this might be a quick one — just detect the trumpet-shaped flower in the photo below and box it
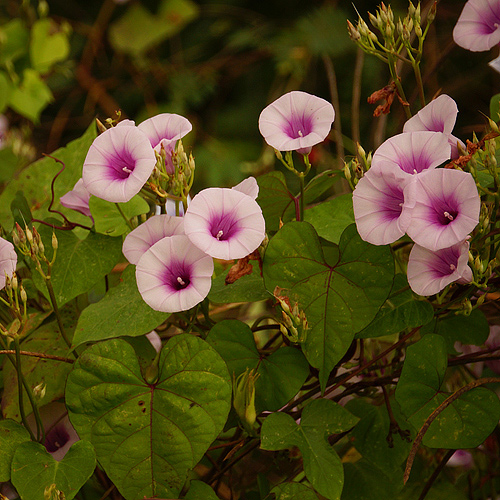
[258,91,335,155]
[453,0,500,52]
[371,131,451,176]
[136,235,214,313]
[407,240,473,296]
[403,95,465,158]
[60,178,92,219]
[82,125,156,203]
[184,187,266,260]
[0,237,17,290]
[404,168,480,251]
[353,167,412,245]
[122,214,185,265]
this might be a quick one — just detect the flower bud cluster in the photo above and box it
[274,287,308,344]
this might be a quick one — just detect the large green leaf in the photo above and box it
[261,399,358,500]
[2,311,75,421]
[304,194,354,245]
[263,222,393,389]
[206,319,309,412]
[0,420,31,481]
[66,336,231,500]
[356,274,434,339]
[0,122,97,229]
[32,226,123,307]
[72,266,169,348]
[11,440,96,500]
[395,334,500,448]
[89,195,150,237]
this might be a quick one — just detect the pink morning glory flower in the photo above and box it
[60,178,93,219]
[407,240,473,296]
[453,0,500,52]
[0,237,17,290]
[403,95,465,159]
[353,166,412,245]
[447,450,474,469]
[183,187,266,260]
[82,125,156,203]
[122,214,185,265]
[258,90,335,155]
[371,131,451,176]
[136,235,214,313]
[404,168,480,251]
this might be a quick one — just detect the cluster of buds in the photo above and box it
[44,484,65,500]
[2,271,28,335]
[274,287,308,344]
[233,368,259,434]
[344,143,371,189]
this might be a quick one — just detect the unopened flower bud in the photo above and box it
[25,227,33,244]
[33,382,46,400]
[415,23,422,37]
[343,162,351,181]
[12,231,20,247]
[427,2,436,24]
[11,273,17,291]
[51,232,58,251]
[347,20,361,41]
[20,286,27,304]
[233,368,259,433]
[368,13,379,30]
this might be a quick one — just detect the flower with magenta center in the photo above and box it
[258,90,335,155]
[184,185,266,260]
[122,214,185,265]
[353,166,412,245]
[370,131,451,176]
[82,125,156,203]
[453,0,500,52]
[0,237,17,290]
[403,95,465,159]
[404,168,480,251]
[136,234,214,313]
[407,240,473,296]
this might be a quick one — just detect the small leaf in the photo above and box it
[356,274,434,339]
[0,420,31,481]
[261,399,358,500]
[72,266,169,348]
[206,319,309,412]
[395,334,500,448]
[270,482,319,500]
[0,19,29,65]
[263,222,393,390]
[11,440,96,500]
[9,69,53,123]
[184,480,219,500]
[32,225,123,307]
[30,19,70,73]
[66,336,231,500]
[89,195,150,236]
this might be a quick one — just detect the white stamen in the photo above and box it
[122,166,133,174]
[449,264,456,272]
[177,276,186,286]
[298,130,303,137]
[443,211,454,221]
[216,230,224,240]
[413,169,418,174]
[399,202,403,207]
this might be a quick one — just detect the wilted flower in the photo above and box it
[404,168,480,251]
[60,178,93,219]
[136,235,214,313]
[82,125,156,203]
[407,240,473,296]
[258,90,335,155]
[0,237,17,290]
[403,95,465,158]
[371,131,451,176]
[352,166,412,245]
[453,0,500,52]
[122,214,185,265]
[184,184,266,260]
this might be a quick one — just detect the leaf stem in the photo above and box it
[115,202,134,230]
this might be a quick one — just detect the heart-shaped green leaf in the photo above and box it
[66,335,231,500]
[11,440,96,500]
[72,266,169,348]
[263,222,393,389]
[0,420,31,481]
[395,334,500,448]
[261,399,358,500]
[206,319,309,412]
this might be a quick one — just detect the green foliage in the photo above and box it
[184,480,220,500]
[270,482,319,500]
[263,222,394,389]
[30,18,71,74]
[66,336,231,500]
[11,440,96,500]
[261,399,359,500]
[206,319,309,412]
[395,335,500,449]
[72,265,169,348]
[0,419,31,481]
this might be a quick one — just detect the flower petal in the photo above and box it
[0,237,17,290]
[60,178,93,219]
